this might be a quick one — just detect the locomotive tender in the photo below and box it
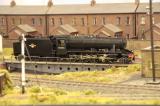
[13,35,134,64]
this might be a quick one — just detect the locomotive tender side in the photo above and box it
[13,35,134,64]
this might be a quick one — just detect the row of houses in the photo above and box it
[0,0,160,39]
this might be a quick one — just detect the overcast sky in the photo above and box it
[0,0,159,5]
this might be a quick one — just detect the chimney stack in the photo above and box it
[48,0,53,7]
[135,0,140,5]
[91,0,96,7]
[10,0,16,7]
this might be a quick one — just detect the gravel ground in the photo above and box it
[119,71,160,86]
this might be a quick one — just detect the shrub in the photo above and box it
[29,86,41,93]
[53,89,67,96]
[83,89,97,95]
[0,69,13,89]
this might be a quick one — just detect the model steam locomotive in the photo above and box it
[13,35,135,64]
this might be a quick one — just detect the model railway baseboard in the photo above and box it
[5,60,130,74]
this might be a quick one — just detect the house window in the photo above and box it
[72,18,76,25]
[12,18,15,25]
[1,18,5,25]
[141,29,145,39]
[102,17,106,25]
[39,18,43,25]
[141,17,145,25]
[152,17,155,24]
[19,18,22,24]
[59,18,63,25]
[126,17,130,25]
[127,34,130,39]
[81,18,85,26]
[51,18,54,25]
[93,17,97,25]
[32,18,35,25]
[116,17,121,25]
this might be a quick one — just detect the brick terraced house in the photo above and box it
[0,0,160,40]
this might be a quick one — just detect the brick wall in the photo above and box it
[1,12,160,39]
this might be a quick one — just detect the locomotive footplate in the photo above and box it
[5,60,129,74]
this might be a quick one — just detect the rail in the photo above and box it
[11,74,160,92]
[10,74,160,100]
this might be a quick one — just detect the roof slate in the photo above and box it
[0,3,159,15]
[104,24,122,33]
[47,3,136,14]
[17,24,37,32]
[60,24,78,33]
[0,6,49,15]
[136,3,160,13]
[155,23,160,29]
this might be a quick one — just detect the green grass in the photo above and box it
[0,48,13,61]
[0,86,160,105]
[34,64,141,84]
[0,64,159,105]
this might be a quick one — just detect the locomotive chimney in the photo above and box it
[90,0,96,7]
[10,0,16,7]
[48,0,53,7]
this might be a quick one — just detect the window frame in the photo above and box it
[116,17,121,25]
[93,17,97,25]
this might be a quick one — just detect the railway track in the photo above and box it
[10,75,160,100]
[11,74,160,93]
[9,71,160,100]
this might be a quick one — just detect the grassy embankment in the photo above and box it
[0,85,160,105]
[0,63,160,105]
[39,64,140,83]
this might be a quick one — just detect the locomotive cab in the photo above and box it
[56,38,67,56]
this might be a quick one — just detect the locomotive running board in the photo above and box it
[5,60,129,74]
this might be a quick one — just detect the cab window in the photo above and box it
[58,40,65,48]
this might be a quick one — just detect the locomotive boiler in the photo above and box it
[13,35,134,64]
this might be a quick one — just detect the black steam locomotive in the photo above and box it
[13,35,135,64]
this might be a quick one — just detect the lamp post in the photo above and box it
[0,34,3,54]
[21,34,26,94]
[147,0,156,82]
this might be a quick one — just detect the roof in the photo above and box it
[154,30,160,35]
[17,24,37,32]
[0,3,159,15]
[60,24,78,33]
[104,24,122,33]
[136,3,160,13]
[155,23,160,29]
[100,30,111,36]
[0,6,49,15]
[47,3,136,14]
